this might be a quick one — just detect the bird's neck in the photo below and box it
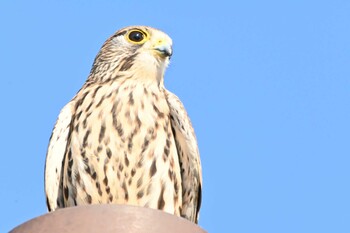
[128,52,168,86]
[87,57,167,87]
[128,63,165,86]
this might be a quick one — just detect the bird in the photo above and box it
[44,26,202,223]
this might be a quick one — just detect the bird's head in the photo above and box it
[88,26,173,85]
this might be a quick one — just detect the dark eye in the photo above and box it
[128,31,144,42]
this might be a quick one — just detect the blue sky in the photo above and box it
[1,1,349,232]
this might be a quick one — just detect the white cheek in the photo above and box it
[112,36,126,45]
[138,52,159,67]
[137,52,169,73]
[131,52,169,83]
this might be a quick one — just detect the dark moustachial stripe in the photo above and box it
[120,53,139,71]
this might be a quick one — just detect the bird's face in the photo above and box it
[123,27,173,59]
[90,26,173,84]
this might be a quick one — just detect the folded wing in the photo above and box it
[165,90,202,223]
[45,102,74,211]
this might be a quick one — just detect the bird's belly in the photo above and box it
[63,83,183,216]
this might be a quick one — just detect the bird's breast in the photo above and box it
[64,80,182,216]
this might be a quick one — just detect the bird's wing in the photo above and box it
[45,101,74,211]
[165,90,202,223]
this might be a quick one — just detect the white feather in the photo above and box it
[45,102,74,211]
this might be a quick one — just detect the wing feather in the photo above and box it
[44,102,74,211]
[165,90,202,223]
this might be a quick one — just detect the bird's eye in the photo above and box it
[126,30,148,44]
[129,31,143,42]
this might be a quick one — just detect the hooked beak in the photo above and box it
[153,43,173,58]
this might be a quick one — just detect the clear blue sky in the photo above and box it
[1,1,349,232]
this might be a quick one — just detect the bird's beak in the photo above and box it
[153,41,173,58]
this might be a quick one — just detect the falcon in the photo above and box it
[45,26,202,223]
